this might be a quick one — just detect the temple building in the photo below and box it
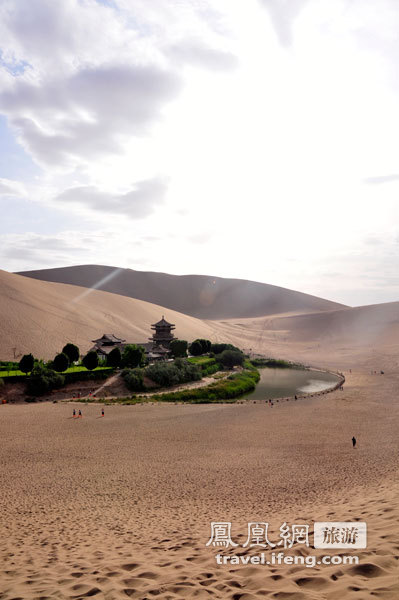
[150,316,175,349]
[91,317,176,362]
[92,334,126,348]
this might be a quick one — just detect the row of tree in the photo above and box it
[168,338,211,357]
[18,338,244,376]
[18,342,147,375]
[19,343,79,375]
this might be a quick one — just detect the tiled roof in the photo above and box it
[151,316,175,327]
[92,333,126,344]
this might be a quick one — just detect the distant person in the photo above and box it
[73,409,76,418]
[352,436,357,448]
[78,409,82,418]
[294,395,297,400]
[101,408,104,417]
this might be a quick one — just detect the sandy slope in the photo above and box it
[17,264,346,319]
[1,268,398,366]
[0,270,216,360]
[208,301,399,371]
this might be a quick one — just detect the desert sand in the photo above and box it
[1,269,399,598]
[1,366,399,599]
[0,270,216,360]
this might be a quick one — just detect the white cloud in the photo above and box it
[0,63,182,170]
[0,0,399,305]
[259,0,309,47]
[56,177,168,218]
[0,178,26,196]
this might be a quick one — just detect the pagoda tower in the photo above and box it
[150,316,176,348]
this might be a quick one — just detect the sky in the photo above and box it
[0,0,398,307]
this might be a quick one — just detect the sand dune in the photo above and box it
[1,269,398,368]
[17,264,346,319]
[209,302,399,370]
[0,269,216,360]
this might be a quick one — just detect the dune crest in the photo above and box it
[17,264,346,319]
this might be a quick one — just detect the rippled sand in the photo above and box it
[1,366,399,598]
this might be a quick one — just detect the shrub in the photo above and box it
[0,361,19,370]
[19,353,34,375]
[63,369,112,384]
[217,349,244,369]
[188,356,220,376]
[27,365,65,396]
[107,347,122,368]
[123,368,145,392]
[145,363,180,387]
[62,343,80,363]
[210,343,241,354]
[202,362,220,376]
[145,360,201,388]
[53,352,70,373]
[250,358,304,369]
[82,351,99,371]
[170,339,188,358]
[188,340,203,356]
[122,344,145,368]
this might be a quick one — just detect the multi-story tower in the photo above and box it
[150,316,175,348]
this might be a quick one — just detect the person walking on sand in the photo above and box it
[101,408,104,417]
[352,436,357,448]
[78,409,82,418]
[73,408,76,418]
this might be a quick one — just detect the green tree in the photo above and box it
[62,343,80,363]
[217,349,244,369]
[122,344,145,368]
[53,352,69,373]
[197,339,211,353]
[82,350,99,371]
[107,347,122,368]
[19,353,34,375]
[170,339,188,358]
[188,340,203,356]
[211,342,240,354]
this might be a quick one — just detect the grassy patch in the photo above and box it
[187,356,221,376]
[65,366,113,373]
[0,369,26,377]
[0,365,113,379]
[187,356,215,366]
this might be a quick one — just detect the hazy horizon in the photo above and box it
[1,0,399,307]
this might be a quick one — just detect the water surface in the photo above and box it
[248,367,341,400]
